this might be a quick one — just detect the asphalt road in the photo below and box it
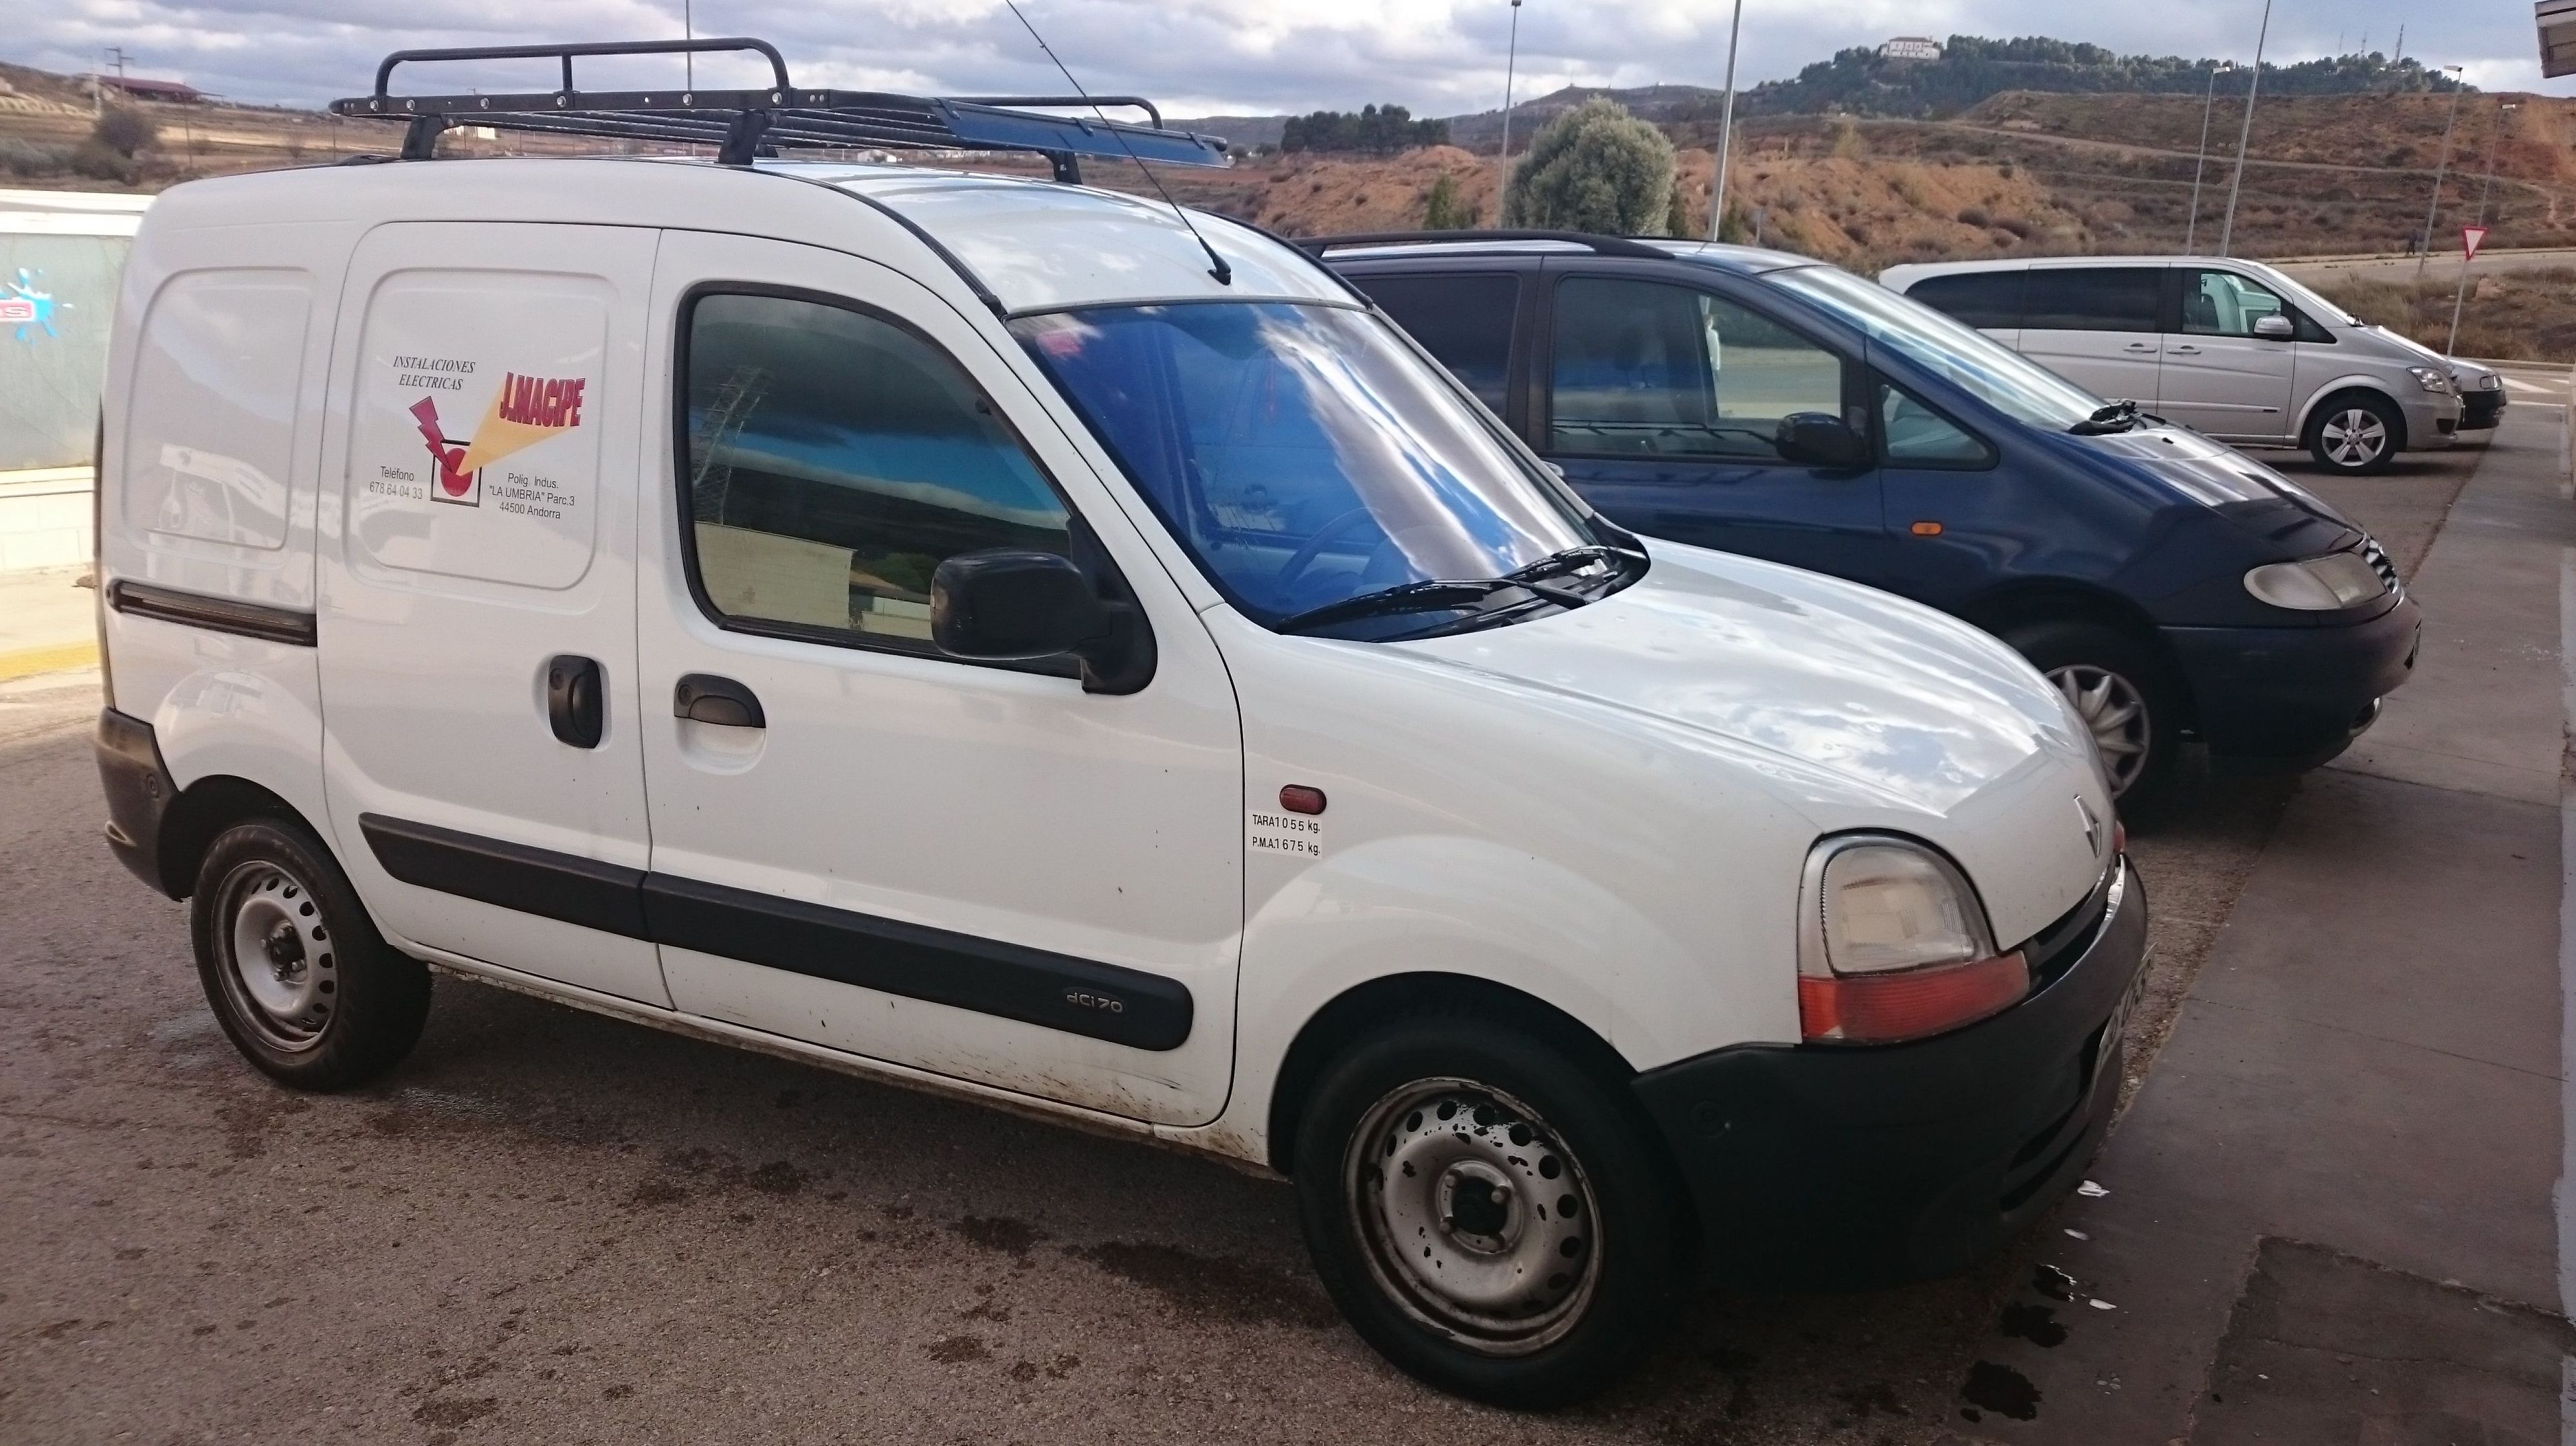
[0,439,2488,1445]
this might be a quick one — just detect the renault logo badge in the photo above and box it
[2076,798,2103,858]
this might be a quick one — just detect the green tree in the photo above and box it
[1281,104,1449,155]
[1503,100,1675,234]
[1422,173,1476,229]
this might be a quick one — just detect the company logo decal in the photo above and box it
[391,358,589,511]
[3,269,59,342]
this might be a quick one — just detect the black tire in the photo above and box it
[1292,1012,1685,1408]
[191,818,430,1090]
[2306,391,2404,475]
[2003,619,2183,818]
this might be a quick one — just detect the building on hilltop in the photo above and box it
[1877,36,1943,62]
[89,75,203,105]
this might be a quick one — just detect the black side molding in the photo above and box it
[359,814,650,940]
[356,814,1192,1051]
[642,872,1194,1053]
[96,708,180,896]
[106,579,317,647]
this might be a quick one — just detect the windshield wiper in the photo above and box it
[1275,576,1582,636]
[2068,400,2144,435]
[1502,543,1647,589]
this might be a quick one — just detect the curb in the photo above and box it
[0,641,100,681]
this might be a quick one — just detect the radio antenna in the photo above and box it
[1002,0,1232,284]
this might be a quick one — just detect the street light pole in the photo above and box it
[1497,0,1523,226]
[1707,0,1745,242]
[2218,0,2273,258]
[2448,99,2518,357]
[2184,62,2231,254]
[2413,67,2467,290]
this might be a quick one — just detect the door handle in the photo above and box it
[545,654,605,749]
[674,673,765,729]
[2167,344,2202,355]
[2123,342,2158,353]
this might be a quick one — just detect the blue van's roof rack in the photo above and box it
[328,38,1229,182]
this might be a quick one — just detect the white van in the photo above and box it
[1880,255,2483,475]
[90,41,2143,1407]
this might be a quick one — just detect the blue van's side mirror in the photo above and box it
[1776,412,1871,471]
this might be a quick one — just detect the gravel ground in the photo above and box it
[0,439,2479,1446]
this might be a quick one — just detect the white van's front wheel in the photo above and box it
[2308,393,2402,475]
[1293,1014,1684,1408]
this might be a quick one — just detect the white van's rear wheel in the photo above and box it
[1293,1014,1683,1408]
[192,819,430,1091]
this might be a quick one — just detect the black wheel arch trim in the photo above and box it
[355,812,1191,1051]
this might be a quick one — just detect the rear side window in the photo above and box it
[1902,271,2025,330]
[126,269,313,551]
[1549,276,1848,461]
[2022,268,2163,334]
[679,291,1071,651]
[1351,273,1518,412]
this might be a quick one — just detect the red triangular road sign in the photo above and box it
[2463,225,2490,262]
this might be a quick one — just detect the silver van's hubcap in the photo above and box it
[2319,408,2389,468]
[1345,1079,1601,1355]
[2051,664,2152,795]
[219,862,336,1052]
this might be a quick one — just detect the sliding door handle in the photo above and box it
[674,673,765,729]
[545,654,605,749]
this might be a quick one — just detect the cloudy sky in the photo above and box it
[13,1,2568,117]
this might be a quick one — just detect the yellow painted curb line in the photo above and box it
[0,641,100,681]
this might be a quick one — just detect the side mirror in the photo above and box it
[1775,412,1870,470]
[930,549,1156,694]
[2252,313,2295,341]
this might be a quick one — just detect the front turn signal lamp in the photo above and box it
[1796,837,2029,1044]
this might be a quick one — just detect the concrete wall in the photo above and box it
[0,467,93,572]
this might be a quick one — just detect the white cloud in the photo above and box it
[13,0,2571,114]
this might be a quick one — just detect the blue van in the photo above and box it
[1316,232,2421,811]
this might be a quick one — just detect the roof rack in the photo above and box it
[328,38,1228,182]
[1295,229,1676,260]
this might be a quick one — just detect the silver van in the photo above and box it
[1880,256,2496,475]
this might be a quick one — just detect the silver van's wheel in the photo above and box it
[213,860,338,1052]
[192,819,431,1090]
[1347,1079,1603,1355]
[2047,664,2152,797]
[2308,393,2402,475]
[1293,1014,1684,1408]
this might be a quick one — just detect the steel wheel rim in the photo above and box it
[217,860,336,1053]
[2320,409,2388,467]
[1343,1077,1601,1356]
[2050,664,2152,796]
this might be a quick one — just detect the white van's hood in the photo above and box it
[1391,543,2112,942]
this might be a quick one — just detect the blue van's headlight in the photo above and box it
[2244,552,2384,610]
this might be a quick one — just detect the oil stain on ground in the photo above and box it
[1064,1240,1338,1330]
[1961,1359,2043,1421]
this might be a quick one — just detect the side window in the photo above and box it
[128,268,312,551]
[1354,273,1518,412]
[1905,271,2026,330]
[2179,268,2290,338]
[2022,268,2162,334]
[1549,276,1848,461]
[679,291,1071,652]
[1877,381,1993,467]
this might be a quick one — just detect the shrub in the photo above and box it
[93,107,157,158]
[1504,99,1676,234]
[1282,104,1446,155]
[70,139,141,184]
[1957,205,1990,227]
[1422,173,1476,230]
[0,139,74,177]
[1993,215,2033,239]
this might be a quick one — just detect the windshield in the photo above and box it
[1014,302,1607,634]
[1768,265,2107,430]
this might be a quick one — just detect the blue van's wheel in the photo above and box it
[1293,1014,1684,1408]
[2005,621,2181,814]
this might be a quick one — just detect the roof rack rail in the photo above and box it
[327,37,1228,180]
[1295,229,1675,260]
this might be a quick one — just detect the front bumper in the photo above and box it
[2396,391,2462,449]
[1632,858,2148,1290]
[2460,388,2505,431]
[2162,595,2421,766]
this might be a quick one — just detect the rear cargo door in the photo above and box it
[315,222,667,1005]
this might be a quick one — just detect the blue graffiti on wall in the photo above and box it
[3,269,60,342]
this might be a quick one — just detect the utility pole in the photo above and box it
[2413,67,2467,290]
[685,1,694,89]
[2448,100,2517,357]
[1496,0,1523,226]
[1706,0,1745,242]
[2185,63,2232,254]
[2218,0,2273,257]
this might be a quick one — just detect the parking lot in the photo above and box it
[0,394,2561,1445]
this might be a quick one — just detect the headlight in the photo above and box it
[2243,551,2384,611]
[2407,365,2454,393]
[1796,837,2028,1044]
[2480,373,2503,391]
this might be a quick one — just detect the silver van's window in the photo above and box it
[1548,277,1848,461]
[683,293,1071,650]
[2181,269,2289,337]
[1014,302,1599,630]
[1770,266,2103,430]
